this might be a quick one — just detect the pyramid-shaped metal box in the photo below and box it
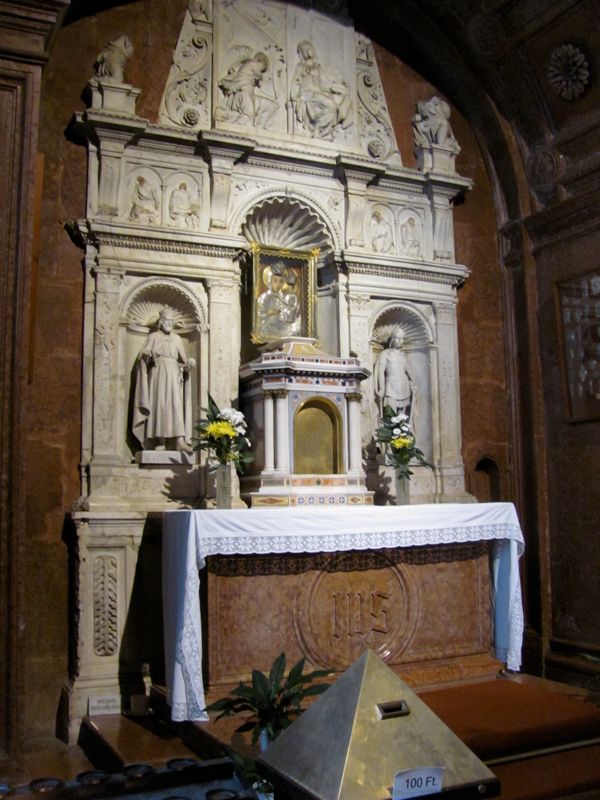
[257,650,500,800]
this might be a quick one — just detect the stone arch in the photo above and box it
[234,193,340,258]
[120,277,208,455]
[293,395,343,474]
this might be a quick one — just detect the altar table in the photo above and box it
[162,503,524,722]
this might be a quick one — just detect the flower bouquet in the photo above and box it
[374,406,432,480]
[196,395,253,508]
[196,394,253,471]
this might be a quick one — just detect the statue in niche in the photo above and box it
[290,40,352,140]
[129,176,160,225]
[257,262,301,339]
[399,216,422,258]
[412,96,458,148]
[94,35,134,83]
[132,307,195,452]
[215,49,278,127]
[169,182,200,228]
[374,326,415,422]
[370,209,393,254]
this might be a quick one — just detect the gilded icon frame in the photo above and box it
[250,243,318,344]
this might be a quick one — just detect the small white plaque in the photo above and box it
[88,695,122,716]
[393,767,444,799]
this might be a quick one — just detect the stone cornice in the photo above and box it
[0,0,69,62]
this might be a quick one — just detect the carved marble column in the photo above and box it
[434,301,470,500]
[347,392,363,474]
[274,390,289,474]
[206,276,240,406]
[92,266,124,459]
[263,390,275,473]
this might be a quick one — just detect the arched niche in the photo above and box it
[238,195,339,359]
[120,278,208,455]
[371,304,434,460]
[471,456,501,503]
[293,396,342,474]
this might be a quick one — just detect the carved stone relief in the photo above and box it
[355,33,401,165]
[397,209,423,259]
[160,2,212,129]
[293,552,418,670]
[369,205,394,254]
[214,0,287,131]
[290,39,353,141]
[128,169,161,225]
[93,554,118,656]
[166,174,202,229]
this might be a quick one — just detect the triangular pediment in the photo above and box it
[159,0,401,166]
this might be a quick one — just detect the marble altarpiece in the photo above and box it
[66,0,476,741]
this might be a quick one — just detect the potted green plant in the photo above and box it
[205,652,332,750]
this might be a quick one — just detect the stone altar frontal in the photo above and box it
[67,0,475,740]
[162,504,524,721]
[206,545,494,689]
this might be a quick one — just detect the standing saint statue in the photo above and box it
[132,308,195,451]
[374,326,415,422]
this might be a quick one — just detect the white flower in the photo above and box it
[392,427,401,435]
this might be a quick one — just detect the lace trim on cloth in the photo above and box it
[197,522,524,566]
[172,564,209,722]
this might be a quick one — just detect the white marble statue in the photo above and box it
[129,175,160,224]
[132,308,195,451]
[371,209,393,253]
[290,40,352,140]
[169,182,200,228]
[215,49,278,127]
[256,262,301,339]
[374,326,415,421]
[412,96,458,148]
[94,35,134,83]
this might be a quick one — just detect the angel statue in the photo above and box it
[94,35,134,83]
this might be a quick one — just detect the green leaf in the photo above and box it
[252,669,271,707]
[207,393,221,420]
[269,652,286,691]
[285,657,306,689]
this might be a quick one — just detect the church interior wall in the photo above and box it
[8,0,598,758]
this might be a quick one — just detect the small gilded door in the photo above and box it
[294,399,341,474]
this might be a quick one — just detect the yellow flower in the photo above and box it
[390,436,413,450]
[203,420,237,439]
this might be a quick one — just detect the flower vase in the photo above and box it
[394,473,410,506]
[216,462,232,509]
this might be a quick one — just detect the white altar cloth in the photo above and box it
[162,503,524,722]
